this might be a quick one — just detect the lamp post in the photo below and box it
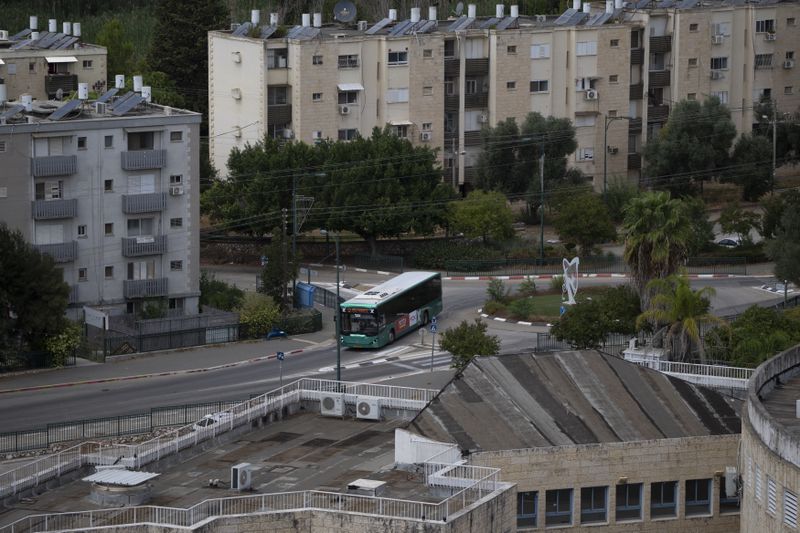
[320,229,342,381]
[603,114,634,199]
[291,172,324,305]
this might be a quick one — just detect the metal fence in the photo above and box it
[352,253,405,273]
[0,350,76,374]
[104,324,241,356]
[533,332,640,356]
[314,285,345,309]
[445,257,748,276]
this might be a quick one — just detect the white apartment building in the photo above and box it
[0,82,201,317]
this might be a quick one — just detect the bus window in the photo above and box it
[342,313,379,335]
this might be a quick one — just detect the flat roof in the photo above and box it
[409,351,742,452]
[759,373,800,442]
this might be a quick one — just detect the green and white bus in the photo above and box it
[339,271,443,349]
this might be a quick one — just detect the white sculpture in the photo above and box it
[562,257,580,305]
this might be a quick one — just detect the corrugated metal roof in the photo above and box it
[409,351,741,452]
[82,469,160,486]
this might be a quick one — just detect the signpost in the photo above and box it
[429,317,438,372]
[276,351,285,389]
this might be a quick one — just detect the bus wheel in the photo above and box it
[388,330,395,344]
[422,311,429,326]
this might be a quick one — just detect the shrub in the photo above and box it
[517,279,537,297]
[482,300,507,316]
[411,240,503,270]
[200,271,245,311]
[44,321,81,367]
[508,298,537,320]
[139,298,167,319]
[440,319,500,371]
[550,275,564,293]
[240,293,280,337]
[486,279,509,303]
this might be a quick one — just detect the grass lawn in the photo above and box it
[526,293,565,319]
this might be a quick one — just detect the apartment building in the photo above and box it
[0,83,201,317]
[0,16,107,102]
[209,1,800,191]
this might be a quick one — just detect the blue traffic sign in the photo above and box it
[431,316,438,325]
[276,351,285,361]
[430,324,437,333]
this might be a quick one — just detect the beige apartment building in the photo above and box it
[209,1,800,192]
[0,16,107,102]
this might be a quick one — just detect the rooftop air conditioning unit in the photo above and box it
[231,463,253,491]
[169,185,184,196]
[356,397,381,420]
[0,30,9,41]
[784,59,795,69]
[711,34,724,44]
[231,88,242,100]
[358,20,369,31]
[764,32,776,41]
[420,131,433,142]
[339,104,351,115]
[94,102,107,114]
[710,70,723,79]
[478,113,489,123]
[536,15,547,22]
[585,89,599,100]
[320,394,344,416]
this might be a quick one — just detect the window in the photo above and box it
[574,115,596,127]
[788,51,796,60]
[337,129,359,141]
[127,218,154,237]
[767,477,777,515]
[651,481,678,518]
[0,141,5,153]
[710,90,729,104]
[104,265,114,279]
[756,19,775,33]
[170,217,183,228]
[786,87,794,95]
[268,86,288,105]
[169,175,182,185]
[104,223,114,236]
[720,475,740,514]
[631,30,640,48]
[170,131,183,142]
[575,77,597,90]
[688,92,697,100]
[785,490,798,528]
[712,21,731,36]
[388,51,408,65]
[756,54,773,68]
[578,147,594,161]
[690,23,698,31]
[29,62,36,73]
[507,81,517,90]
[444,40,456,58]
[788,17,796,26]
[531,43,551,59]
[77,225,87,238]
[392,125,409,139]
[82,60,93,69]
[517,491,538,527]
[35,180,63,200]
[127,132,154,151]
[507,45,517,54]
[608,109,618,117]
[338,91,359,104]
[267,48,288,68]
[104,179,113,192]
[423,49,433,58]
[545,488,573,526]
[338,54,359,68]
[711,56,728,70]
[609,74,619,83]
[169,297,184,310]
[465,79,478,95]
[78,136,87,150]
[610,39,619,47]
[78,268,88,282]
[170,260,183,271]
[650,52,666,70]
[312,92,323,102]
[688,58,698,67]
[760,88,773,100]
[386,88,409,103]
[616,483,642,521]
[422,122,432,131]
[444,80,455,95]
[685,479,712,516]
[104,135,113,148]
[756,464,763,502]
[7,63,16,75]
[576,41,598,56]
[581,486,607,524]
[312,55,323,65]
[530,80,549,93]
[128,174,156,194]
[423,86,433,96]
[127,260,155,280]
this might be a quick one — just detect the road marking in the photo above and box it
[390,362,421,371]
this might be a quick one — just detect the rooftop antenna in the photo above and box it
[454,2,465,16]
[333,0,357,23]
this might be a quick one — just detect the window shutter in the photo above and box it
[785,490,798,528]
[768,477,777,515]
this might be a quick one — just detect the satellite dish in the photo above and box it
[454,2,465,16]
[55,88,64,101]
[333,0,357,23]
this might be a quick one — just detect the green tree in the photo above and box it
[767,208,800,286]
[604,179,639,223]
[199,271,244,311]
[726,134,773,201]
[552,192,616,254]
[449,190,514,244]
[0,224,70,355]
[761,190,800,239]
[95,18,136,82]
[622,192,693,307]
[718,204,761,246]
[486,279,510,303]
[44,321,82,367]
[440,319,500,371]
[551,285,640,349]
[643,97,736,195]
[753,101,800,165]
[705,306,800,367]
[636,274,723,362]
[239,293,281,336]
[147,0,229,114]
[683,197,714,255]
[258,228,298,312]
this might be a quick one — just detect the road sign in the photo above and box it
[430,324,437,333]
[276,351,285,361]
[431,316,437,325]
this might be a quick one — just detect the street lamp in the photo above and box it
[292,171,325,304]
[603,114,634,199]
[320,229,341,381]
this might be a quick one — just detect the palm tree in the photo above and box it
[636,274,725,362]
[622,191,693,309]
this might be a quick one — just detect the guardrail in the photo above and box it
[623,353,753,390]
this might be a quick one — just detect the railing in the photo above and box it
[444,58,460,76]
[648,104,670,122]
[31,198,77,220]
[624,352,753,390]
[33,241,77,263]
[122,192,167,214]
[30,155,77,177]
[121,149,167,171]
[464,92,488,108]
[121,235,167,257]
[464,58,489,75]
[123,277,168,299]
[629,83,644,101]
[44,74,78,97]
[464,130,482,146]
[267,104,292,125]
[649,34,672,53]
[628,152,642,170]
[628,117,643,132]
[68,284,79,305]
[313,284,345,309]
[630,48,644,65]
[649,69,671,87]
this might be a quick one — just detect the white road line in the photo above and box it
[390,362,421,371]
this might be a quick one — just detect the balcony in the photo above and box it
[649,70,671,87]
[629,83,644,100]
[45,74,78,97]
[628,118,642,132]
[465,58,489,76]
[34,241,77,263]
[465,93,489,109]
[122,192,167,214]
[649,35,672,53]
[444,59,460,77]
[68,284,79,305]
[31,155,77,177]
[648,104,670,122]
[630,48,644,65]
[627,153,642,170]
[121,149,167,171]
[267,104,292,125]
[32,198,77,220]
[123,278,169,299]
[444,95,459,112]
[122,235,167,257]
[464,131,482,146]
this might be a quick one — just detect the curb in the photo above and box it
[445,273,741,281]
[478,309,551,328]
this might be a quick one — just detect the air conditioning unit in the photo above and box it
[764,32,777,41]
[312,130,323,140]
[711,34,724,44]
[357,20,369,31]
[608,146,619,154]
[231,88,242,100]
[784,59,795,69]
[169,185,184,196]
[356,397,381,420]
[282,128,294,139]
[585,89,599,100]
[339,104,351,115]
[536,15,547,22]
[231,463,253,491]
[478,113,489,123]
[0,30,9,41]
[710,70,724,80]
[94,102,107,114]
[420,131,433,142]
[320,394,344,416]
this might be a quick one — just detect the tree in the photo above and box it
[705,305,800,367]
[767,208,800,286]
[761,190,800,239]
[551,285,640,349]
[448,190,515,244]
[622,192,693,307]
[552,192,616,254]
[147,0,229,114]
[726,134,773,201]
[636,274,723,362]
[753,100,800,166]
[95,18,135,82]
[643,97,736,195]
[258,228,298,312]
[199,271,244,311]
[604,179,639,223]
[239,293,281,337]
[683,196,714,255]
[0,224,70,356]
[718,204,761,246]
[440,319,500,371]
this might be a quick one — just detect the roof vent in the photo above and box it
[347,479,386,497]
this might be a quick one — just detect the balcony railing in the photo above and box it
[122,192,167,214]
[649,70,671,87]
[648,104,670,122]
[629,83,644,100]
[34,241,77,263]
[122,235,167,257]
[463,166,478,184]
[464,93,488,109]
[628,118,642,132]
[649,35,672,53]
[444,59,460,77]
[464,131,482,146]
[31,155,77,177]
[45,74,78,97]
[627,153,642,169]
[32,198,77,220]
[121,150,167,171]
[444,95,459,112]
[267,104,292,125]
[123,278,169,299]
[465,58,489,76]
[630,48,644,65]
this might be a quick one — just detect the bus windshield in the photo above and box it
[341,313,381,336]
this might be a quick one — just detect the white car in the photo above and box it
[193,411,232,431]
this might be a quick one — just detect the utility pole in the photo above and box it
[539,141,545,262]
[334,234,342,382]
[772,100,777,195]
[281,208,288,311]
[291,173,298,304]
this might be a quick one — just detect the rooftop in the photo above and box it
[0,29,105,54]
[409,351,742,452]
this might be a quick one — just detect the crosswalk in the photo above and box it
[317,350,452,374]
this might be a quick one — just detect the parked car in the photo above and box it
[716,238,741,248]
[193,411,232,431]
